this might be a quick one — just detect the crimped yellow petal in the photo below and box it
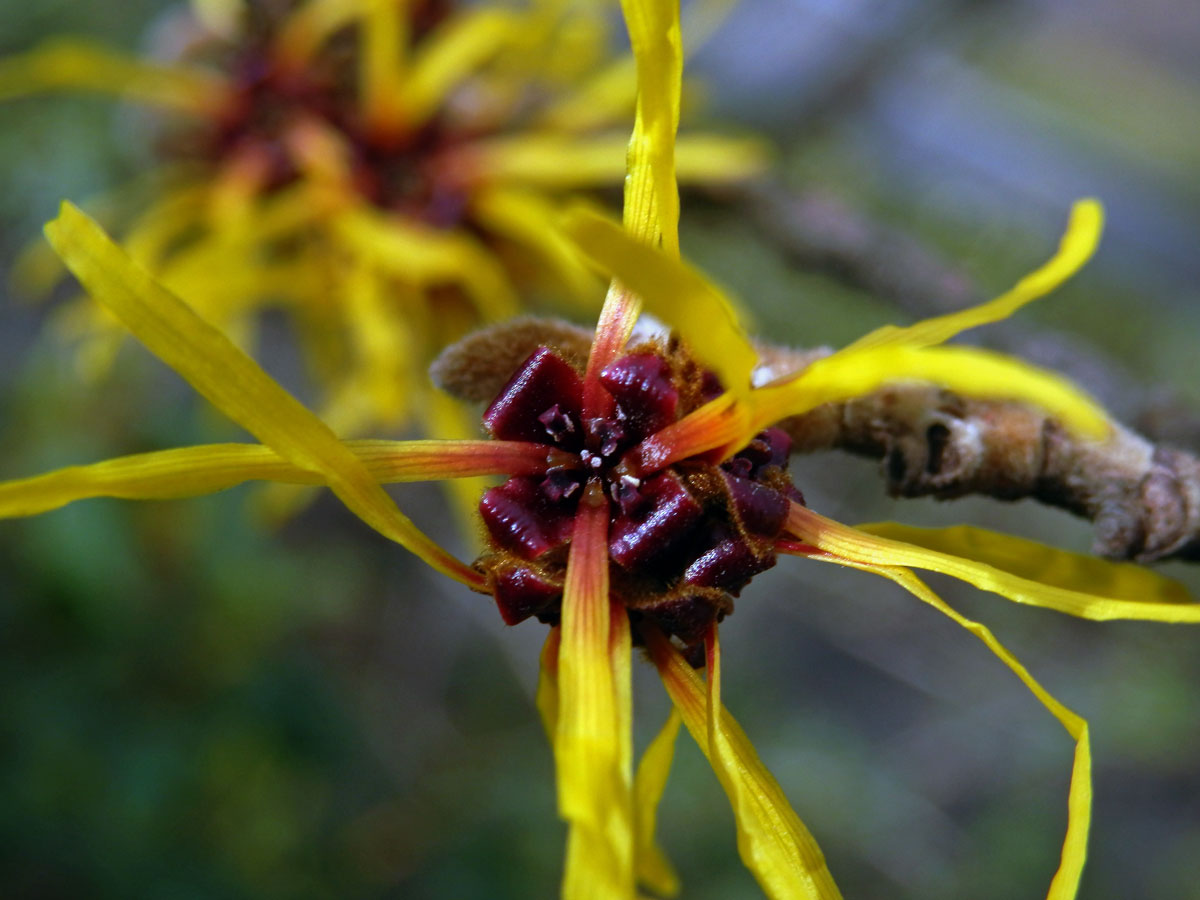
[404,9,518,129]
[556,481,635,899]
[43,202,482,589]
[621,392,750,477]
[0,38,225,112]
[749,344,1109,441]
[633,709,682,897]
[795,553,1091,900]
[646,627,842,900]
[471,186,601,302]
[786,506,1200,622]
[564,208,758,396]
[459,133,767,188]
[619,0,682,255]
[0,439,558,518]
[846,200,1103,352]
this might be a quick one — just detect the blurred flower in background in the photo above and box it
[0,0,764,446]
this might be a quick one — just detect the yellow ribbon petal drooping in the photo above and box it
[43,202,482,589]
[749,344,1110,441]
[633,709,682,897]
[565,208,759,397]
[0,38,226,112]
[361,0,409,138]
[537,626,562,745]
[0,440,565,519]
[793,552,1091,900]
[786,506,1200,622]
[845,199,1104,352]
[646,627,843,900]
[556,481,635,899]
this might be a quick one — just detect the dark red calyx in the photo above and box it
[723,427,792,479]
[720,471,790,539]
[637,591,727,646]
[609,470,703,571]
[599,354,679,435]
[483,347,583,445]
[479,477,574,560]
[683,526,774,595]
[491,565,563,625]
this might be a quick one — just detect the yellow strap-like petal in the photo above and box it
[619,0,682,255]
[646,627,842,899]
[536,56,637,132]
[564,207,758,397]
[0,440,562,519]
[43,202,482,589]
[404,9,519,129]
[749,344,1109,441]
[633,709,682,897]
[190,0,244,38]
[556,481,635,898]
[460,133,768,188]
[274,0,363,69]
[0,38,225,112]
[796,552,1091,900]
[846,200,1104,352]
[786,506,1200,622]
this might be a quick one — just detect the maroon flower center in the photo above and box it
[474,342,804,655]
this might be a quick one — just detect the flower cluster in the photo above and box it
[2,0,763,441]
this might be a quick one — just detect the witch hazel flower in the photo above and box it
[3,2,1200,898]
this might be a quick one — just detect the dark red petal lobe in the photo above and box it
[492,566,563,625]
[609,470,703,570]
[721,471,790,539]
[599,354,679,435]
[683,531,773,594]
[737,427,792,474]
[644,594,719,645]
[479,477,573,559]
[483,347,583,444]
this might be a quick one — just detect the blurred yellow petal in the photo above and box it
[564,207,758,396]
[619,0,682,254]
[274,0,362,69]
[405,9,519,129]
[786,506,1200,622]
[633,709,682,897]
[537,56,637,132]
[646,627,842,900]
[749,344,1109,441]
[847,199,1103,352]
[0,439,561,519]
[191,0,243,38]
[44,201,483,589]
[0,38,225,112]
[799,555,1091,900]
[336,206,518,320]
[361,0,408,137]
[460,133,767,189]
[537,626,562,744]
[471,186,601,301]
[556,481,635,899]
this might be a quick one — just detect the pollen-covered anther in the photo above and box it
[474,344,803,656]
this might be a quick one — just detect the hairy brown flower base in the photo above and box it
[473,339,803,659]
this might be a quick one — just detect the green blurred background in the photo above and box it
[2,1,1199,898]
